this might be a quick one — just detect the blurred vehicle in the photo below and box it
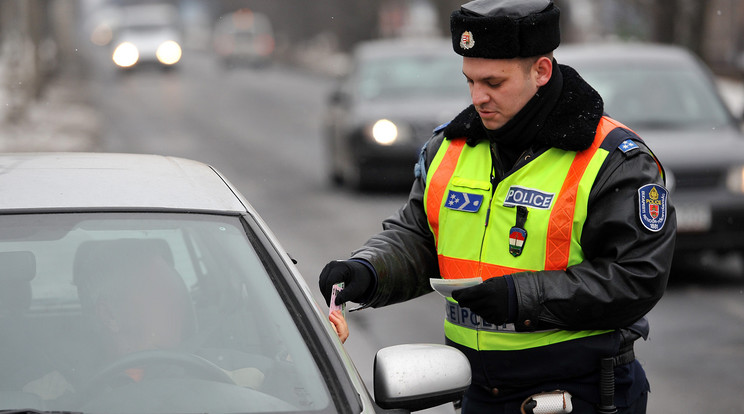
[324,37,470,190]
[0,153,470,413]
[556,42,744,260]
[111,3,183,70]
[213,9,275,68]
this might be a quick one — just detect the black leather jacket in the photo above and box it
[350,64,676,334]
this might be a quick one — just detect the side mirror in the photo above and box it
[374,344,471,412]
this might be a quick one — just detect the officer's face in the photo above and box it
[462,56,548,130]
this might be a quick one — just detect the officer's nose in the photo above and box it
[470,83,490,106]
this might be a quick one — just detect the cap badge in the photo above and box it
[460,31,475,50]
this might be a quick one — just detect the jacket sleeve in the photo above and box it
[511,140,677,331]
[349,135,444,308]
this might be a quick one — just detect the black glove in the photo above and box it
[451,277,510,325]
[318,260,375,307]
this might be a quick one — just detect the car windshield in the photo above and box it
[0,213,332,414]
[577,64,731,130]
[357,53,464,100]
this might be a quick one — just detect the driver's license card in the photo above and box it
[329,282,346,316]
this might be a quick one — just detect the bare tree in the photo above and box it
[644,0,710,55]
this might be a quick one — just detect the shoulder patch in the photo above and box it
[619,139,639,154]
[637,184,668,232]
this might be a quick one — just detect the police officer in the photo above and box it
[319,1,676,412]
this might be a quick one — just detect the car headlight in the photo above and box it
[726,166,744,193]
[367,119,412,146]
[112,42,139,68]
[372,119,398,145]
[156,40,182,65]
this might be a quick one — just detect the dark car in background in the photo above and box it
[213,9,275,69]
[556,42,744,263]
[324,37,470,190]
[0,153,470,413]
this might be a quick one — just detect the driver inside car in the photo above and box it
[23,239,263,401]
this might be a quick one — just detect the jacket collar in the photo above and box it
[443,64,604,152]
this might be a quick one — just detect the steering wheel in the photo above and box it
[70,350,234,406]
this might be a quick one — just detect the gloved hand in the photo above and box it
[451,276,510,325]
[318,260,375,307]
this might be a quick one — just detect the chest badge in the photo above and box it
[503,186,555,210]
[508,206,529,257]
[445,190,483,213]
[509,228,527,257]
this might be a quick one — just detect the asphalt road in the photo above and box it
[84,48,744,413]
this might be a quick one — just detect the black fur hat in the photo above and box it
[450,0,560,59]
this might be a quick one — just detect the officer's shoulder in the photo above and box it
[413,125,449,182]
[424,123,448,152]
[432,121,450,136]
[600,124,654,159]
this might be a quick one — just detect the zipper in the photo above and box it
[478,143,501,275]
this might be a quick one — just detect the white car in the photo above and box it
[0,152,470,413]
[111,3,183,69]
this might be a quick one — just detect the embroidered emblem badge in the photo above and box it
[508,206,529,257]
[638,184,668,232]
[460,31,475,50]
[509,227,527,257]
[445,190,483,213]
[619,139,639,153]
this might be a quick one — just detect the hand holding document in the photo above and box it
[430,277,482,298]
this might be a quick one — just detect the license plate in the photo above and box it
[675,203,711,232]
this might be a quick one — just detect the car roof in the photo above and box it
[0,153,249,213]
[555,42,700,68]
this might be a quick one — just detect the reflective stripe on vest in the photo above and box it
[424,116,623,351]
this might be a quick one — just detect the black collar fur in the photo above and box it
[443,64,603,152]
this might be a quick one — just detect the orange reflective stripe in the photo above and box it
[439,255,525,280]
[545,117,616,270]
[427,139,466,241]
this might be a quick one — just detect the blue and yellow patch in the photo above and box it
[637,184,668,232]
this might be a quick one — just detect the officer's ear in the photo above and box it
[533,56,552,87]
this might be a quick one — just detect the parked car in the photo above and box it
[555,42,744,260]
[213,9,275,68]
[324,37,470,190]
[111,3,183,70]
[0,153,470,413]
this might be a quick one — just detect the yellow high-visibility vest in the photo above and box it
[423,117,630,351]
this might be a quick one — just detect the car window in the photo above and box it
[0,212,333,413]
[357,54,464,100]
[577,64,730,130]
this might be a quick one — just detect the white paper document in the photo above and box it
[429,277,483,298]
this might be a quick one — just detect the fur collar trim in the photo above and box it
[443,64,603,151]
